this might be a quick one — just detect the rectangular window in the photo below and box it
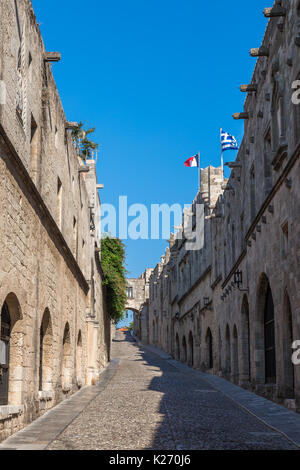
[126,287,133,299]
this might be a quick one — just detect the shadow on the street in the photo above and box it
[114,331,296,451]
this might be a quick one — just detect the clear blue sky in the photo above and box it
[32,0,267,278]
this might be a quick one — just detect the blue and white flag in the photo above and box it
[221,129,239,151]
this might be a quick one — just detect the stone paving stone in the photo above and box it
[47,332,297,450]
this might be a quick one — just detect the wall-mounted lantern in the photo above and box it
[233,270,249,293]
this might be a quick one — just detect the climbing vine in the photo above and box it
[101,237,127,324]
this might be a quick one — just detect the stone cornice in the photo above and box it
[0,124,89,295]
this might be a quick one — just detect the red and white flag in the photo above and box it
[185,154,199,168]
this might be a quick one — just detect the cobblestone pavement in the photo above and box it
[47,332,297,450]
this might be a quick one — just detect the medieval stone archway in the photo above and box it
[225,324,231,376]
[0,293,24,406]
[232,325,239,384]
[76,330,83,389]
[255,273,276,385]
[241,295,251,383]
[188,331,194,367]
[62,323,73,393]
[280,290,295,399]
[39,309,53,393]
[181,336,187,363]
[175,333,180,360]
[206,328,213,370]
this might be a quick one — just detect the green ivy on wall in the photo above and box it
[101,237,127,324]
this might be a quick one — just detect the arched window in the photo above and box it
[0,294,23,405]
[264,284,276,384]
[206,328,213,369]
[62,323,72,392]
[76,331,83,389]
[39,309,53,392]
[271,79,282,149]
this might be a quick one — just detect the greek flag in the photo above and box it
[221,129,239,151]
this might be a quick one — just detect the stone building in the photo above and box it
[134,0,300,412]
[0,0,111,440]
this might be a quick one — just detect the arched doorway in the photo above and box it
[166,326,169,353]
[218,327,222,372]
[264,283,276,384]
[182,336,187,363]
[0,294,23,406]
[281,291,294,397]
[206,328,213,369]
[188,332,194,367]
[225,325,231,376]
[232,325,239,384]
[241,295,251,382]
[39,309,53,392]
[175,333,180,360]
[62,323,72,392]
[76,330,83,388]
[0,302,11,405]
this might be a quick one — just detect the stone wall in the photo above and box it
[0,0,111,440]
[136,0,300,412]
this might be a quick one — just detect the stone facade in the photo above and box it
[0,0,111,440]
[134,0,300,412]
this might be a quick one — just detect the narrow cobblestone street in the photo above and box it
[1,331,300,451]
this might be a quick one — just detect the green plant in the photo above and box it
[101,237,127,324]
[71,122,98,160]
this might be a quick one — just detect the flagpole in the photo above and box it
[220,128,224,178]
[198,151,201,191]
